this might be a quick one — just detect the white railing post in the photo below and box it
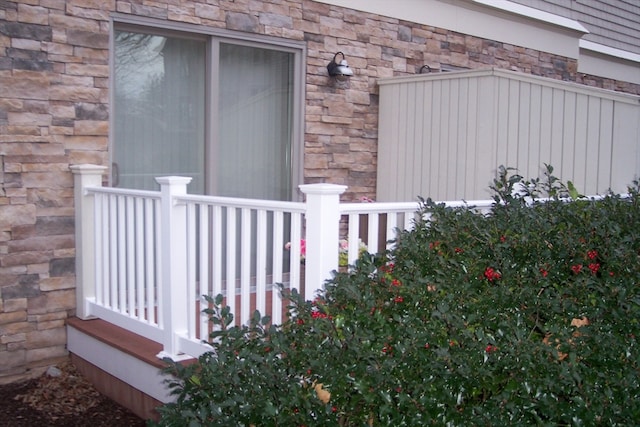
[155,176,192,361]
[299,183,347,298]
[70,164,108,319]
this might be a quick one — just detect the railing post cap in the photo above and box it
[155,176,193,185]
[299,183,348,195]
[69,164,108,175]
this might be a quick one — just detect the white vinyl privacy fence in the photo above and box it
[377,68,640,202]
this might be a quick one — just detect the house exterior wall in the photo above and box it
[0,0,639,382]
[509,0,640,55]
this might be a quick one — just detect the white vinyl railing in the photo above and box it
[71,164,495,360]
[176,192,308,358]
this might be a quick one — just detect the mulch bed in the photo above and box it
[0,361,148,427]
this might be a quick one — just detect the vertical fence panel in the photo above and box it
[240,208,252,324]
[154,199,163,328]
[347,214,360,267]
[117,195,127,313]
[109,195,118,310]
[597,99,614,193]
[585,96,602,192]
[271,210,284,324]
[134,197,145,320]
[186,203,197,340]
[126,196,135,316]
[211,205,223,327]
[225,207,237,319]
[367,214,379,254]
[145,198,156,325]
[198,205,210,341]
[289,212,302,295]
[386,213,398,251]
[255,209,267,318]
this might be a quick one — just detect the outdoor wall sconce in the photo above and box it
[327,52,354,81]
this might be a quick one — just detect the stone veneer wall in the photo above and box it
[0,0,638,383]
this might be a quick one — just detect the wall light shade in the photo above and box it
[327,52,354,81]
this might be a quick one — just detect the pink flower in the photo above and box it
[571,264,583,274]
[285,239,306,260]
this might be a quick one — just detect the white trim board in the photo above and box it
[67,325,174,403]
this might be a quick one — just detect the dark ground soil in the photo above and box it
[0,361,148,427]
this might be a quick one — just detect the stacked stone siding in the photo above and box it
[0,0,638,383]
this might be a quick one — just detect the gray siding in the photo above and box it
[510,0,640,55]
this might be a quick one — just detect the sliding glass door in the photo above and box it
[113,28,298,200]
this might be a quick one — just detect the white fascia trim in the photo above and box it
[67,326,174,403]
[580,40,640,63]
[472,0,588,33]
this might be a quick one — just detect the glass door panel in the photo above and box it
[113,31,206,193]
[216,43,294,201]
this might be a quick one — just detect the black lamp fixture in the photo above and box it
[327,52,354,81]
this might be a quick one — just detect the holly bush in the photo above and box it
[152,166,640,426]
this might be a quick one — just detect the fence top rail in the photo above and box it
[176,193,307,213]
[339,199,496,215]
[85,186,161,200]
[85,184,626,215]
[339,202,420,215]
[339,192,628,216]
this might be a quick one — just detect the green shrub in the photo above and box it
[152,166,640,426]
